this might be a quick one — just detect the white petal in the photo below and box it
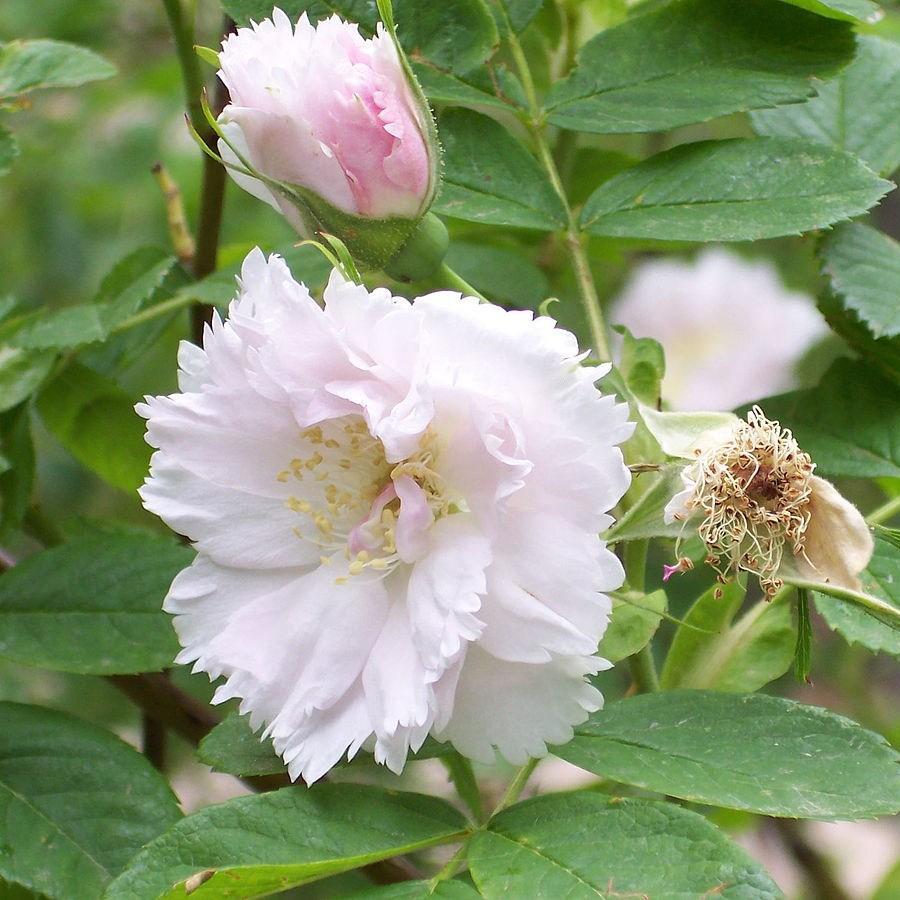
[362,600,432,741]
[438,646,605,765]
[406,515,491,673]
[784,475,874,591]
[140,453,319,569]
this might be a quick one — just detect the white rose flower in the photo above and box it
[137,250,633,784]
[612,248,828,411]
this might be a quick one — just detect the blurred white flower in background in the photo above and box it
[611,248,828,410]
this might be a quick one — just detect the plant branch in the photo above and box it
[493,758,539,815]
[621,539,659,691]
[502,15,611,362]
[783,576,900,629]
[151,162,195,267]
[437,263,488,302]
[161,0,206,134]
[772,819,850,900]
[160,1,232,342]
[627,645,660,693]
[867,493,900,525]
[142,712,168,771]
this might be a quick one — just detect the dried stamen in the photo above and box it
[678,406,814,594]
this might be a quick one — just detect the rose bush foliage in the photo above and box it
[0,1,899,898]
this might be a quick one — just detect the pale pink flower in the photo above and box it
[216,9,434,230]
[137,250,633,783]
[612,249,827,411]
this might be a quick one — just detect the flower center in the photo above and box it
[277,417,453,581]
[687,406,814,593]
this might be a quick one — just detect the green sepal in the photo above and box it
[194,45,220,68]
[383,213,449,282]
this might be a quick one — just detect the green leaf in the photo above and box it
[794,589,813,682]
[350,881,481,898]
[443,242,550,309]
[0,532,188,674]
[0,125,17,176]
[0,702,181,900]
[0,347,54,415]
[817,293,900,384]
[660,582,795,692]
[198,712,452,778]
[0,249,181,349]
[873,860,900,900]
[222,0,498,75]
[196,713,285,778]
[37,362,150,492]
[814,534,900,656]
[105,784,468,899]
[820,222,900,339]
[600,589,667,663]
[604,466,686,543]
[0,404,33,539]
[775,0,882,24]
[83,249,192,374]
[545,0,854,135]
[0,40,115,100]
[759,358,900,479]
[615,327,665,408]
[434,109,566,230]
[752,36,900,177]
[580,138,891,242]
[555,691,900,818]
[412,62,511,110]
[468,793,781,898]
[441,751,483,822]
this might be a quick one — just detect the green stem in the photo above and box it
[160,0,205,133]
[111,289,198,334]
[493,758,539,815]
[442,751,484,822]
[866,493,900,525]
[437,263,488,302]
[783,576,900,629]
[503,20,611,362]
[623,539,648,592]
[622,539,658,691]
[627,645,660,693]
[160,1,231,342]
[428,842,470,889]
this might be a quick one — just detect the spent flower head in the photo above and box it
[665,406,871,595]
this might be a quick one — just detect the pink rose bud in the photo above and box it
[215,7,441,270]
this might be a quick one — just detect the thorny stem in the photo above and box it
[866,493,900,525]
[503,17,611,362]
